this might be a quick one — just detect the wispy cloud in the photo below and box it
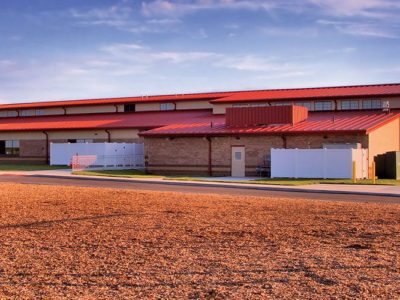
[141,0,293,17]
[310,0,400,18]
[0,42,319,101]
[261,26,319,38]
[70,2,181,33]
[317,19,399,38]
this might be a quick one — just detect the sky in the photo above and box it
[0,0,400,103]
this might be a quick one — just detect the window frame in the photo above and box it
[314,101,333,111]
[340,100,359,110]
[362,99,382,110]
[0,140,20,156]
[160,102,176,111]
[295,101,313,111]
[124,104,136,113]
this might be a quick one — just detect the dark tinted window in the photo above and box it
[124,104,136,112]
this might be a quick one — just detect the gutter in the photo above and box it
[206,136,212,176]
[42,131,49,164]
[105,129,111,142]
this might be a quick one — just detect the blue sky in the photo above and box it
[0,0,400,103]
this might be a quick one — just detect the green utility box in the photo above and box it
[374,151,400,180]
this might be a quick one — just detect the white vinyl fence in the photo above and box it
[50,142,144,170]
[271,148,368,179]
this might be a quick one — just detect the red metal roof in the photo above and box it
[1,83,399,111]
[0,110,218,132]
[140,110,400,136]
[210,83,400,103]
[226,106,308,127]
[0,92,233,111]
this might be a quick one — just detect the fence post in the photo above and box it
[372,161,376,184]
[352,161,357,183]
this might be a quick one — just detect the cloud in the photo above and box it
[261,26,319,38]
[317,19,399,38]
[0,42,319,102]
[141,0,288,16]
[217,55,310,75]
[101,43,220,64]
[310,0,400,18]
[70,2,181,33]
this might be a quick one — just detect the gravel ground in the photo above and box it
[0,183,399,299]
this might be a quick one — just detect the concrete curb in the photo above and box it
[31,174,400,198]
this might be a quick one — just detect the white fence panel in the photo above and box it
[271,148,367,179]
[71,154,145,171]
[50,142,144,167]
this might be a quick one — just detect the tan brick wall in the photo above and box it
[145,137,208,167]
[211,136,284,168]
[20,140,47,157]
[286,134,368,149]
[145,133,368,176]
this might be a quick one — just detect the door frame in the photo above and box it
[231,145,246,177]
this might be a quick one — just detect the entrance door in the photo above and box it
[231,146,245,177]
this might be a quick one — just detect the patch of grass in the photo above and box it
[167,177,400,186]
[72,169,400,186]
[72,169,164,178]
[250,178,400,186]
[0,164,70,171]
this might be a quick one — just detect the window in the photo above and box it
[0,111,18,118]
[233,103,268,107]
[341,100,359,110]
[315,101,332,111]
[295,102,312,110]
[271,102,291,106]
[160,103,175,111]
[124,104,136,112]
[234,151,242,160]
[362,99,382,109]
[35,109,44,116]
[20,110,36,117]
[76,139,93,143]
[0,140,19,156]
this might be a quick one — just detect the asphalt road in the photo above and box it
[0,174,399,204]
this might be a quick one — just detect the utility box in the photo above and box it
[374,151,400,179]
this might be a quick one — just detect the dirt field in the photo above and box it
[0,183,399,299]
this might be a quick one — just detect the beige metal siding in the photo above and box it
[176,101,212,110]
[368,117,400,164]
[135,103,160,112]
[42,108,65,115]
[0,131,46,140]
[66,105,117,114]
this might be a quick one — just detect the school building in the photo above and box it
[0,83,399,177]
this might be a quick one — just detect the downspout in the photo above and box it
[206,136,212,176]
[281,135,287,149]
[42,131,49,165]
[105,129,111,142]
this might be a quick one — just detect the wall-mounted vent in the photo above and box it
[226,105,308,128]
